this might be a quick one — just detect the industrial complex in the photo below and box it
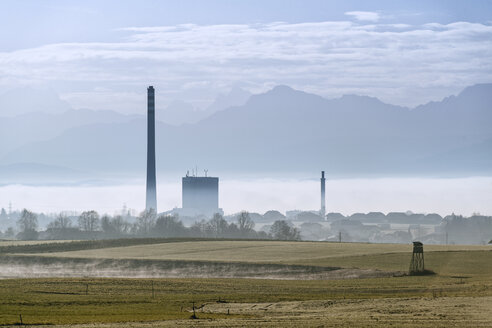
[144,86,223,217]
[144,86,324,218]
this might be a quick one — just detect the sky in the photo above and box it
[0,0,492,113]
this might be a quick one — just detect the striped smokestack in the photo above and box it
[146,86,157,212]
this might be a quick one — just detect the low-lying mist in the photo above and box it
[0,256,399,280]
[0,176,491,216]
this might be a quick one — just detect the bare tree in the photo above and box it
[48,213,72,230]
[78,210,100,232]
[137,209,156,235]
[190,219,208,237]
[237,211,255,236]
[46,213,74,239]
[111,215,131,235]
[208,213,229,238]
[101,215,131,236]
[17,209,38,240]
[100,215,113,234]
[270,220,300,241]
[155,214,186,237]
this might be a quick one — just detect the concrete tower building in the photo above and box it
[146,86,157,212]
[182,175,219,214]
[170,171,223,218]
[320,171,326,217]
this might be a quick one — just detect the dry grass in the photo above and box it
[0,239,75,246]
[1,277,491,327]
[22,240,491,263]
[21,240,492,277]
[195,296,492,327]
[2,240,492,327]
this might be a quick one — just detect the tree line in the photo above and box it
[10,209,300,241]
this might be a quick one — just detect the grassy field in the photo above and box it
[22,240,491,261]
[0,237,214,254]
[20,240,492,276]
[0,239,76,247]
[1,239,492,327]
[1,275,491,327]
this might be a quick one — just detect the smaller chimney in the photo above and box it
[320,171,326,218]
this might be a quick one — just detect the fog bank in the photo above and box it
[0,177,490,216]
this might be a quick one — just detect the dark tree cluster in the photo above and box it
[16,209,38,240]
[4,209,301,241]
[269,220,301,240]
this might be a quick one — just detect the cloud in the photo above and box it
[345,11,381,22]
[0,20,491,111]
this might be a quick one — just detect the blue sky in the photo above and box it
[2,0,491,50]
[1,0,491,113]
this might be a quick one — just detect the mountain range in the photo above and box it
[0,84,491,181]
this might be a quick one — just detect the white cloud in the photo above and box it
[345,11,381,22]
[0,20,491,110]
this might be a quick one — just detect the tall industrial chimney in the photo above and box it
[146,86,157,212]
[320,171,326,218]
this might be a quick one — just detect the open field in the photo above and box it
[0,239,76,246]
[12,239,492,276]
[1,276,492,327]
[22,240,491,260]
[1,239,492,327]
[0,238,213,254]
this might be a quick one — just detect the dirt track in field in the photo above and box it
[12,296,491,328]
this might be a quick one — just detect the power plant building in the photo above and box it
[171,172,223,217]
[183,176,219,211]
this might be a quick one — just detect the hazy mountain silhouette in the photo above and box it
[0,87,71,117]
[0,87,251,156]
[1,84,491,179]
[0,109,140,157]
[156,100,197,126]
[205,86,251,114]
[156,87,251,125]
